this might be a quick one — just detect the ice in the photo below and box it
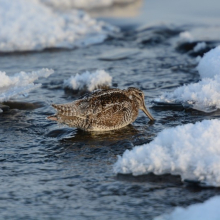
[63,70,112,92]
[114,119,220,187]
[193,42,207,53]
[179,31,194,42]
[156,46,220,112]
[177,27,220,57]
[179,26,220,43]
[158,75,220,112]
[0,69,54,103]
[197,46,220,79]
[0,0,115,52]
[155,196,220,220]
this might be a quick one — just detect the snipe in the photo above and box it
[48,87,154,131]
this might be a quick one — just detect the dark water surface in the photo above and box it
[1,1,220,219]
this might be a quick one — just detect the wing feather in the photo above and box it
[52,89,132,121]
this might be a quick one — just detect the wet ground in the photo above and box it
[1,1,220,219]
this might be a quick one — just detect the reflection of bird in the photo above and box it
[48,87,154,131]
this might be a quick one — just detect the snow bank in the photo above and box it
[197,46,220,79]
[155,196,220,220]
[63,70,112,92]
[156,46,220,112]
[0,69,54,102]
[0,0,115,52]
[156,75,220,112]
[114,119,220,187]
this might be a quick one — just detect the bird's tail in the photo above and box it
[52,104,62,110]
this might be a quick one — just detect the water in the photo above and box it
[1,0,220,219]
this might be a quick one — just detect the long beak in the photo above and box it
[142,104,155,121]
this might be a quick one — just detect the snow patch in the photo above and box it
[155,196,220,220]
[179,31,194,42]
[63,70,112,92]
[193,42,207,53]
[155,46,220,112]
[0,69,54,102]
[114,119,220,187]
[0,0,115,52]
[157,75,220,112]
[197,46,220,79]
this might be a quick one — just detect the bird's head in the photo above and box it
[127,87,154,121]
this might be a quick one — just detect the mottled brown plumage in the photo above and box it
[48,87,154,131]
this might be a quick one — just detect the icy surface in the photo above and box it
[114,119,220,187]
[63,70,112,92]
[0,0,115,52]
[0,69,54,102]
[155,196,220,220]
[155,46,220,112]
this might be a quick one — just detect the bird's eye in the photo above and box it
[139,93,142,96]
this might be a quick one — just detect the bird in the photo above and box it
[48,87,154,131]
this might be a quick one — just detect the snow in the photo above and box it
[157,75,220,112]
[114,119,220,187]
[197,46,220,79]
[155,46,220,112]
[179,26,220,43]
[63,70,112,92]
[0,68,54,102]
[193,42,207,53]
[179,31,194,42]
[154,196,220,220]
[0,0,115,52]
